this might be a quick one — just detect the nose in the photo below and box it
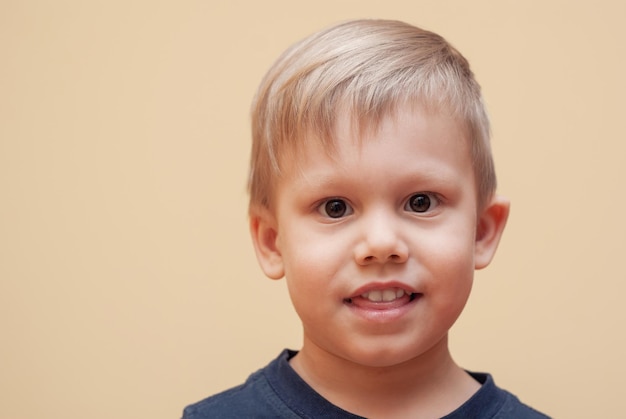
[353,211,409,265]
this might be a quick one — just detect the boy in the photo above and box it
[183,19,549,418]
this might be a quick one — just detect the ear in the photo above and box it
[474,195,510,270]
[249,206,285,280]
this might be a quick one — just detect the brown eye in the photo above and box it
[322,199,350,218]
[406,193,434,213]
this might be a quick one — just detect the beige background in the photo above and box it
[1,1,625,418]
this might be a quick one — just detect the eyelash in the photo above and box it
[316,192,440,219]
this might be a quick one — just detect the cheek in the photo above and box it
[280,232,355,327]
[279,230,345,292]
[417,223,477,295]
[281,241,339,327]
[420,226,475,266]
[418,236,475,329]
[279,222,349,269]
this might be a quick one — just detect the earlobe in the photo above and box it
[474,195,510,270]
[249,207,285,280]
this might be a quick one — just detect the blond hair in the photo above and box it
[249,19,496,211]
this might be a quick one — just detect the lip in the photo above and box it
[344,281,421,323]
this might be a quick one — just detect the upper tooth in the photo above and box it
[365,290,382,302]
[361,288,406,302]
[382,289,396,301]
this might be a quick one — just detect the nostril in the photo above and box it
[361,254,404,263]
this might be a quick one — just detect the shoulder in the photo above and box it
[493,389,551,419]
[444,372,551,419]
[181,351,301,419]
[182,376,264,418]
[492,386,550,418]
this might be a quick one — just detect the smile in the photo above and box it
[344,287,420,304]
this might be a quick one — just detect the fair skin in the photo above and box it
[250,105,510,418]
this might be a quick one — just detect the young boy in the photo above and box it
[183,19,549,418]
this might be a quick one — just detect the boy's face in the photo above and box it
[251,105,509,368]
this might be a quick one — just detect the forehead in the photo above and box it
[284,104,470,170]
[275,105,474,193]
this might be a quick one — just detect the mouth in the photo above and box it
[343,287,420,305]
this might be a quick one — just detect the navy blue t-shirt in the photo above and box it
[183,350,550,418]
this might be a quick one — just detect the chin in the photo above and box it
[342,345,422,369]
[337,334,449,370]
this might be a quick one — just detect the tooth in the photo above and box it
[368,290,383,302]
[396,289,405,298]
[382,289,396,302]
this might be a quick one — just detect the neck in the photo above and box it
[289,335,480,419]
